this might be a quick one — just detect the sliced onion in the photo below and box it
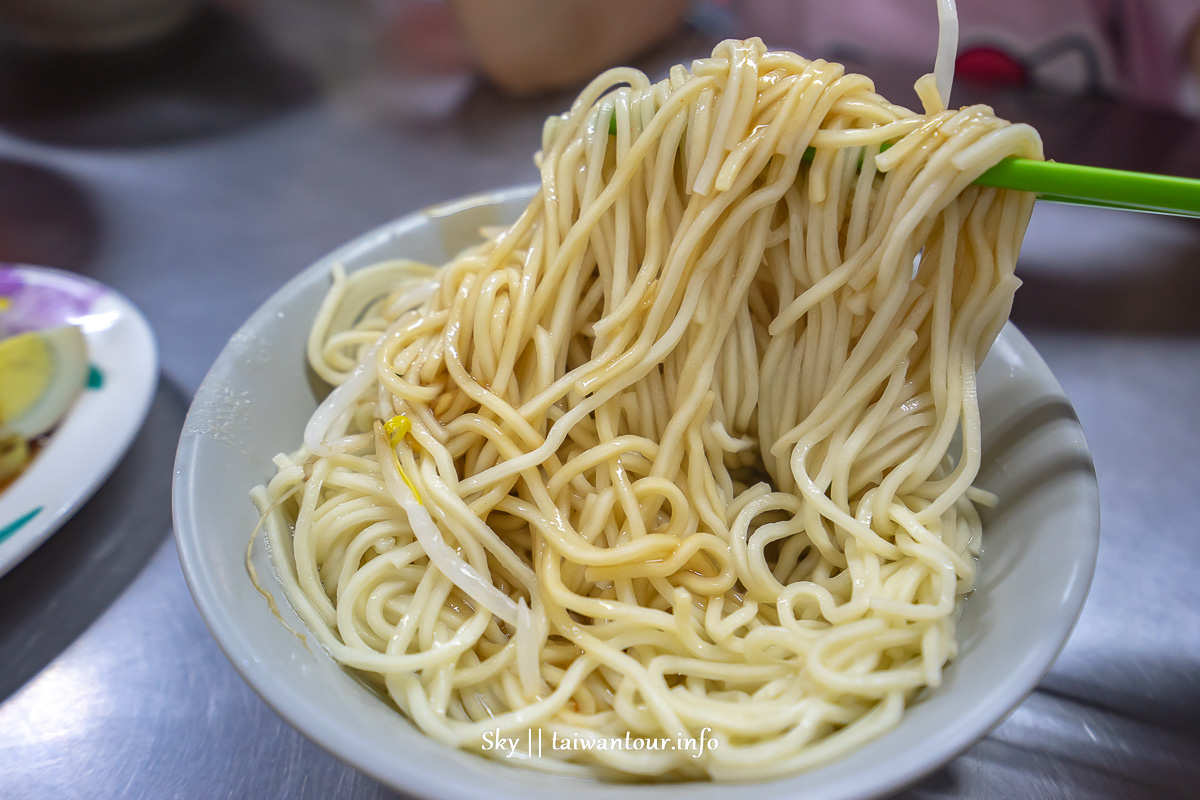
[376,425,519,626]
[304,342,380,455]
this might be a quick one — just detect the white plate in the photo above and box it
[0,265,158,578]
[173,187,1099,800]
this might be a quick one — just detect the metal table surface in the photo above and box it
[1,6,1198,799]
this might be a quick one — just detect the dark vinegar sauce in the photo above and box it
[0,436,46,493]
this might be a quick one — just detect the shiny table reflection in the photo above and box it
[0,7,1197,799]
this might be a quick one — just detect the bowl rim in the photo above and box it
[172,186,1099,800]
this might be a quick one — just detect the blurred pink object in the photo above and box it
[731,0,1200,113]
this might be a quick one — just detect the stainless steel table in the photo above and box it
[1,6,1197,798]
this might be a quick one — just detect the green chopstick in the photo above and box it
[811,142,1200,218]
[974,158,1200,218]
[604,115,1200,218]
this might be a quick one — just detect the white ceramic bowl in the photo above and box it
[173,186,1100,800]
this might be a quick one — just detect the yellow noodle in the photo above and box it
[253,39,1040,781]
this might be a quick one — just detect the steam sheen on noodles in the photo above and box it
[252,39,1041,780]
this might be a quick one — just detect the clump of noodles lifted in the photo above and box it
[252,38,1040,780]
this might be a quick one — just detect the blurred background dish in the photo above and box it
[0,265,157,577]
[0,0,199,52]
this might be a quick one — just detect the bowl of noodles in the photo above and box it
[174,40,1099,800]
